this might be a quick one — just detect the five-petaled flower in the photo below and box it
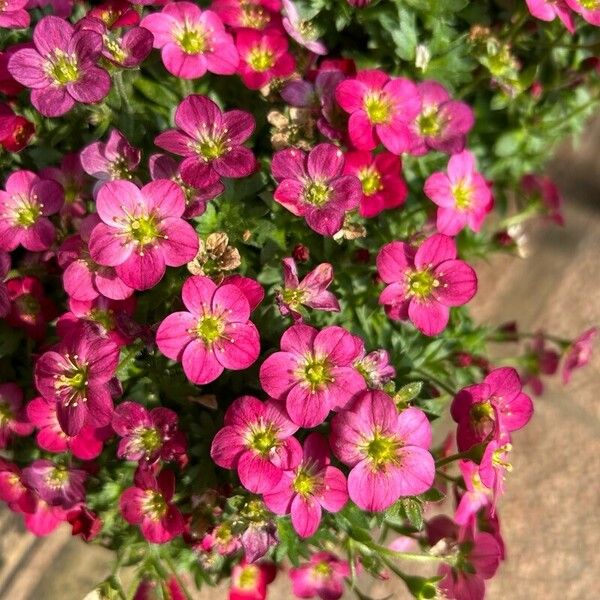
[289,552,350,600]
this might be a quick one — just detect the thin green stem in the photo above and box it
[435,450,472,469]
[412,368,456,396]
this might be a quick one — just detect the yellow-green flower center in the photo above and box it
[242,6,270,28]
[292,468,316,497]
[192,134,229,161]
[407,269,439,299]
[313,561,333,577]
[16,293,40,318]
[580,0,600,9]
[304,181,331,206]
[492,444,513,471]
[139,426,162,453]
[248,423,279,456]
[365,431,400,468]
[417,106,441,137]
[281,287,306,308]
[89,308,115,332]
[143,490,168,520]
[195,314,225,344]
[248,46,275,72]
[0,402,14,426]
[237,565,259,589]
[14,195,41,227]
[47,466,69,489]
[46,50,80,86]
[358,166,382,196]
[127,214,161,247]
[469,400,494,426]
[452,180,473,210]
[103,34,128,64]
[175,24,207,54]
[364,92,392,125]
[302,355,332,391]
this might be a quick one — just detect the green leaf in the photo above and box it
[401,498,424,531]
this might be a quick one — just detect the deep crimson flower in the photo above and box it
[6,276,57,340]
[88,0,141,28]
[259,323,365,427]
[8,16,111,117]
[0,251,10,317]
[0,103,34,152]
[271,144,362,236]
[155,94,256,187]
[330,390,434,512]
[67,505,103,541]
[377,234,478,336]
[120,468,185,544]
[263,433,348,538]
[0,383,34,448]
[210,395,302,493]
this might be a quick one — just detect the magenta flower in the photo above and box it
[289,552,350,600]
[478,436,513,507]
[343,150,408,218]
[271,144,362,236]
[263,432,347,538]
[156,275,261,385]
[526,0,575,31]
[377,234,478,336]
[40,153,90,219]
[210,395,302,493]
[212,0,281,29]
[154,94,256,187]
[149,153,224,218]
[88,179,199,291]
[141,2,238,79]
[330,390,434,512]
[450,367,533,452]
[23,459,87,509]
[454,460,491,526]
[34,324,120,436]
[0,251,10,317]
[282,0,327,55]
[276,257,340,321]
[112,401,186,464]
[0,170,63,252]
[0,0,29,29]
[27,396,109,460]
[335,69,421,154]
[520,332,560,395]
[8,16,111,117]
[0,383,34,448]
[201,523,242,556]
[120,468,185,543]
[58,214,135,302]
[230,559,276,600]
[424,151,493,236]
[80,129,141,182]
[24,498,68,536]
[565,0,600,25]
[236,27,295,90]
[259,323,366,427]
[66,505,103,541]
[562,327,597,383]
[409,81,474,156]
[521,173,564,226]
[353,339,396,389]
[0,459,35,514]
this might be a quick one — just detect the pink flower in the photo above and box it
[271,144,362,236]
[154,94,256,187]
[23,498,68,536]
[377,234,478,336]
[259,323,365,427]
[112,401,186,464]
[40,153,90,219]
[88,0,141,29]
[58,214,135,302]
[521,173,564,226]
[0,170,63,252]
[8,16,111,117]
[5,276,57,340]
[478,436,513,508]
[330,390,435,511]
[0,102,34,152]
[562,327,597,383]
[289,552,350,600]
[156,275,261,385]
[34,323,120,436]
[450,367,533,452]
[526,0,575,31]
[0,383,33,448]
[0,459,35,513]
[149,153,224,218]
[343,150,408,218]
[120,468,185,543]
[520,332,560,396]
[565,0,600,25]
[263,433,347,538]
[201,523,242,556]
[353,340,396,389]
[240,522,278,563]
[229,559,276,600]
[0,251,10,317]
[409,81,474,156]
[210,395,302,493]
[88,179,199,290]
[335,69,421,154]
[211,0,280,30]
[236,27,295,90]
[80,129,141,182]
[141,2,238,79]
[276,257,340,321]
[27,396,110,460]
[454,460,491,526]
[424,151,493,236]
[282,0,327,55]
[23,459,87,508]
[0,0,29,29]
